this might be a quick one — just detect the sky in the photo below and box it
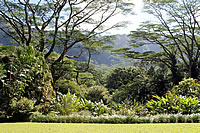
[105,0,150,35]
[30,0,151,35]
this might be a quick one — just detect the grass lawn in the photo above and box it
[1,123,200,133]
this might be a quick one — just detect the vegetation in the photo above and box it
[1,0,200,126]
[31,113,200,123]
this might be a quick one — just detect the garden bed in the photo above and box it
[31,114,200,123]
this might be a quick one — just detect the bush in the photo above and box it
[8,97,36,122]
[56,80,88,97]
[146,93,200,115]
[0,45,55,104]
[0,45,55,121]
[52,91,82,115]
[86,86,110,103]
[80,98,110,116]
[173,78,200,97]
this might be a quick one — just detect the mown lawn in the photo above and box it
[1,123,200,133]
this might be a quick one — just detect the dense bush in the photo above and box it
[8,97,36,122]
[106,65,169,103]
[56,80,88,97]
[146,93,200,115]
[0,45,55,121]
[51,92,111,117]
[0,45,55,102]
[173,78,200,97]
[86,86,110,103]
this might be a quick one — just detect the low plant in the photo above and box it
[146,93,200,115]
[8,97,36,122]
[31,113,200,123]
[52,91,81,115]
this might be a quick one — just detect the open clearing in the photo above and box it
[1,123,200,133]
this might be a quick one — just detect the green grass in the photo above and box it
[1,123,200,133]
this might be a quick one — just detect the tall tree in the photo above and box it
[0,0,133,85]
[114,0,200,83]
[144,0,200,79]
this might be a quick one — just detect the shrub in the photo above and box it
[173,78,200,97]
[56,80,88,97]
[0,45,55,121]
[31,113,200,123]
[146,93,200,115]
[86,86,110,103]
[52,91,82,115]
[0,45,55,104]
[8,97,36,122]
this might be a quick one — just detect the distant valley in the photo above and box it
[0,31,160,66]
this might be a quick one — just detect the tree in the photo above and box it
[113,0,200,83]
[106,64,170,103]
[106,67,139,92]
[0,0,134,86]
[146,0,200,78]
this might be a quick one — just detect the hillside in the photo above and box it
[0,31,160,66]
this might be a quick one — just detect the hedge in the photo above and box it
[31,114,200,123]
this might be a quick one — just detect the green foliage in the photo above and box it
[146,93,200,115]
[8,97,36,121]
[78,72,95,86]
[106,67,139,92]
[73,62,106,87]
[0,45,16,56]
[52,91,81,115]
[91,101,109,116]
[52,91,109,116]
[79,98,109,116]
[56,80,88,97]
[9,97,35,114]
[48,52,75,82]
[32,114,200,123]
[173,78,200,97]
[0,64,6,80]
[108,64,170,103]
[1,45,55,101]
[86,86,110,103]
[0,45,55,121]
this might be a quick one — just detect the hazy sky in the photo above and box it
[106,0,149,35]
[30,0,150,35]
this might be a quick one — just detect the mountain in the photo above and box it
[0,31,12,45]
[0,31,160,66]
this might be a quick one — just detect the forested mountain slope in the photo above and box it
[0,32,160,66]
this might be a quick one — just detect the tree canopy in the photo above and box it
[112,0,200,84]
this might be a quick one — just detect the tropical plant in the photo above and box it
[8,97,36,122]
[0,45,55,121]
[80,98,109,116]
[173,78,200,97]
[86,86,110,104]
[52,91,81,115]
[146,93,200,115]
[1,45,55,102]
